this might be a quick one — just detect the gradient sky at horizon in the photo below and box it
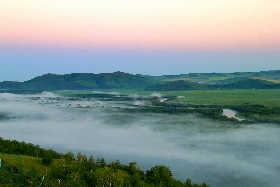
[1,0,280,81]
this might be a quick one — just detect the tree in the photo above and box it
[64,151,75,164]
[87,155,96,171]
[146,165,173,186]
[96,158,106,168]
[41,150,53,166]
[108,161,118,174]
[128,173,142,186]
[51,160,72,181]
[67,172,87,187]
[77,152,88,166]
[128,162,140,175]
[185,178,210,187]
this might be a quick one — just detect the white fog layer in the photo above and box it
[0,92,280,187]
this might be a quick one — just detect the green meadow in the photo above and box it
[116,89,280,107]
[161,89,280,107]
[0,153,46,173]
[54,89,280,107]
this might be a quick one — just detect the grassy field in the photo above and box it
[208,77,229,81]
[119,89,280,107]
[53,89,280,107]
[161,89,280,107]
[0,153,46,174]
[266,79,280,83]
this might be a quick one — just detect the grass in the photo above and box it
[208,77,229,81]
[0,153,131,186]
[265,79,280,83]
[0,153,47,174]
[117,89,280,107]
[0,153,68,176]
[53,89,280,107]
[164,89,280,107]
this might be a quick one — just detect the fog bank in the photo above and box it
[0,92,279,186]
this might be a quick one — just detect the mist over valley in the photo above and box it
[1,92,280,186]
[2,1,280,185]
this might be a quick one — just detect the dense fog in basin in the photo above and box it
[0,92,280,187]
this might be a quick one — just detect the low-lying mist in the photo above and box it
[0,92,279,187]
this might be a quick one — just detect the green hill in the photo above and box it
[222,79,280,89]
[0,72,157,90]
[145,70,280,84]
[1,70,280,91]
[145,78,280,91]
[145,80,209,91]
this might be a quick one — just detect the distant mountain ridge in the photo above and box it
[145,78,280,91]
[1,70,280,91]
[0,72,157,90]
[142,70,280,84]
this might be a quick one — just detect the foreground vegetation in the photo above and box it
[0,138,210,186]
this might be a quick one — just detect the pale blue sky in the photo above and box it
[1,1,280,81]
[0,45,279,82]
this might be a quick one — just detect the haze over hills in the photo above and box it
[0,70,280,91]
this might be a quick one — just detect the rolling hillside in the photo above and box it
[0,72,157,90]
[145,79,280,91]
[145,80,209,91]
[222,79,280,89]
[144,70,280,84]
[1,70,280,91]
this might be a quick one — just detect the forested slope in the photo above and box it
[1,70,280,91]
[0,138,210,187]
[0,72,157,90]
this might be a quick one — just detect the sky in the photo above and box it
[0,0,280,81]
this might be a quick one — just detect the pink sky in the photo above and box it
[1,1,280,81]
[1,0,280,50]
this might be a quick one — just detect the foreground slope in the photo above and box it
[0,138,209,187]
